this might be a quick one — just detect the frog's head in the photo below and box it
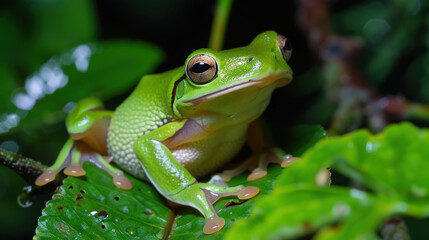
[173,31,293,128]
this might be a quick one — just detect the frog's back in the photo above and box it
[108,67,182,179]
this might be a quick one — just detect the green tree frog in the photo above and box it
[35,31,294,234]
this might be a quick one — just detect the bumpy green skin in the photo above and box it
[108,68,182,179]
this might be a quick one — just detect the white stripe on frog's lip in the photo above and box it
[183,70,293,105]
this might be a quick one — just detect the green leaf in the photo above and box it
[34,163,170,240]
[15,40,164,130]
[34,161,285,240]
[34,125,325,239]
[225,186,382,240]
[226,122,429,239]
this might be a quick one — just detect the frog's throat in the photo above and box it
[183,70,293,105]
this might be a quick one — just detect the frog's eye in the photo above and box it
[277,34,292,62]
[186,54,218,84]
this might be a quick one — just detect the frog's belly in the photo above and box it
[109,126,247,180]
[171,131,247,178]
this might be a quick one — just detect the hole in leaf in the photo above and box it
[68,186,74,190]
[80,189,86,194]
[114,196,120,201]
[76,194,84,201]
[101,224,106,229]
[98,210,108,220]
[144,209,153,216]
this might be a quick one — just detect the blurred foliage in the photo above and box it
[1,0,429,239]
[332,0,429,101]
[226,122,429,239]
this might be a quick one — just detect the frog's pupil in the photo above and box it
[283,39,292,51]
[192,63,211,73]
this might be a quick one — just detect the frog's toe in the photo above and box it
[281,154,300,168]
[112,172,133,190]
[237,186,259,199]
[35,169,58,186]
[246,150,299,181]
[203,216,225,234]
[64,164,86,176]
[247,168,267,181]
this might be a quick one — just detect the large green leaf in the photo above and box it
[225,122,429,239]
[34,124,326,239]
[14,40,164,130]
[35,163,171,239]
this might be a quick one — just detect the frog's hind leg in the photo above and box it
[246,148,300,181]
[215,149,299,181]
[215,120,300,182]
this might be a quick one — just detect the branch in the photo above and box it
[0,148,46,183]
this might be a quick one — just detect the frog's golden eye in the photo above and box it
[277,34,292,62]
[186,54,218,84]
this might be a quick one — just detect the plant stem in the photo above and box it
[209,0,233,51]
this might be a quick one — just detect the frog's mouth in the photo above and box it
[183,70,293,105]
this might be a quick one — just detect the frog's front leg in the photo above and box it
[133,121,259,234]
[35,97,132,189]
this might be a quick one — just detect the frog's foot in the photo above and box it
[35,140,132,190]
[216,148,300,182]
[172,182,259,234]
